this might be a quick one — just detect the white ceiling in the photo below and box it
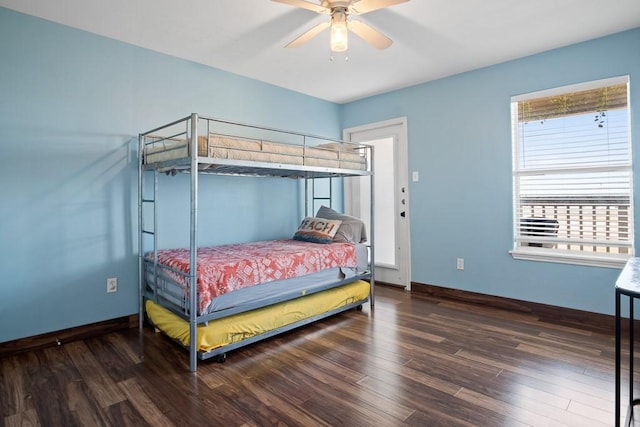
[2,0,639,104]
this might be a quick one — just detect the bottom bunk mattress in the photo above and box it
[146,239,366,315]
[145,279,370,354]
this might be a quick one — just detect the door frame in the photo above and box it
[343,117,411,290]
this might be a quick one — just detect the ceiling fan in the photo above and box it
[273,0,409,52]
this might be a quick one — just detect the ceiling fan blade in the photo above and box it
[348,0,410,15]
[272,0,330,14]
[348,19,393,49]
[285,21,331,48]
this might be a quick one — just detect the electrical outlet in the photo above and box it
[107,277,118,293]
[456,258,464,270]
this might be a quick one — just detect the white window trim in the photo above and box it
[510,76,633,268]
[510,248,629,269]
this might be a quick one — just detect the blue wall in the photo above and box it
[341,28,640,315]
[0,8,341,342]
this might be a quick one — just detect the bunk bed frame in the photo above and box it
[138,113,375,371]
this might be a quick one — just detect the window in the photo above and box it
[511,76,633,267]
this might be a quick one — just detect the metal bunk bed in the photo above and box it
[138,113,374,371]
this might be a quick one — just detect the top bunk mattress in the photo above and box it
[144,134,367,172]
[145,239,359,315]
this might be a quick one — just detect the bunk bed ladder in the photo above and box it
[139,114,201,372]
[138,149,159,330]
[306,177,333,216]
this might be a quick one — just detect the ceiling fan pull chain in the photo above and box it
[329,51,349,62]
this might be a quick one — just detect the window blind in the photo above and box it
[511,76,633,266]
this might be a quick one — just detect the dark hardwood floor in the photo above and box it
[0,286,633,426]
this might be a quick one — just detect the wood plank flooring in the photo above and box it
[0,286,634,426]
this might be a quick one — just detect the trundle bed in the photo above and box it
[138,114,374,371]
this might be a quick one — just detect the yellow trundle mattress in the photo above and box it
[145,280,370,353]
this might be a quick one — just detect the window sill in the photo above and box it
[510,249,630,269]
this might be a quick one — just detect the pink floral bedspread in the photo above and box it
[149,239,357,314]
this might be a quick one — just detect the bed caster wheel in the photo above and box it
[356,304,363,311]
[215,353,227,363]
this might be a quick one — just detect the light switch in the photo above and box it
[412,171,419,182]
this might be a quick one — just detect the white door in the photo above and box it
[344,118,411,290]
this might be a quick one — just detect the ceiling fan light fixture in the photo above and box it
[330,10,348,52]
[275,0,405,52]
